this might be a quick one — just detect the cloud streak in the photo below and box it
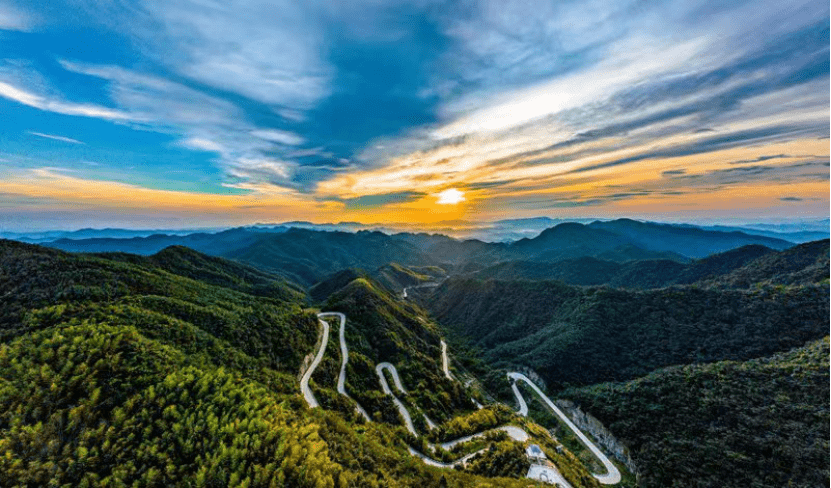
[26,131,84,144]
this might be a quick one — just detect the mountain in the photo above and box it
[48,228,435,287]
[0,240,589,488]
[372,263,447,293]
[468,241,813,288]
[43,220,798,281]
[587,218,793,257]
[565,338,829,488]
[314,274,479,424]
[688,224,829,243]
[46,227,265,255]
[425,277,829,391]
[707,239,830,288]
[223,229,434,286]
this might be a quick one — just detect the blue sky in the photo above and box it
[0,0,828,230]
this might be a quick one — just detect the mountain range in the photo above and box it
[44,219,797,287]
[0,218,828,488]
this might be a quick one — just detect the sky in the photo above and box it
[0,0,828,231]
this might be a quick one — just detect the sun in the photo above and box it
[436,188,466,205]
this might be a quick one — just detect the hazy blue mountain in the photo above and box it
[588,219,793,257]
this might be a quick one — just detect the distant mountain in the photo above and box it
[685,224,828,243]
[468,241,815,288]
[46,227,264,255]
[0,227,220,243]
[44,219,801,282]
[588,219,792,257]
[223,229,435,286]
[47,228,436,287]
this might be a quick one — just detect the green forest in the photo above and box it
[565,338,829,488]
[0,240,594,487]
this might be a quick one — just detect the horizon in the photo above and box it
[0,0,828,230]
[3,215,829,239]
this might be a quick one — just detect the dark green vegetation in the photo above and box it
[48,228,433,287]
[428,240,830,388]
[422,238,829,488]
[468,240,828,288]
[308,272,477,425]
[46,219,796,285]
[566,338,830,488]
[7,219,829,487]
[0,240,575,488]
[372,263,446,294]
[427,276,828,390]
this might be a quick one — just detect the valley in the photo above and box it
[304,307,622,484]
[0,220,827,487]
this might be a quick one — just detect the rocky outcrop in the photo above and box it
[556,399,639,477]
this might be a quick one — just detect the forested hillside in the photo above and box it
[311,273,477,425]
[45,220,798,281]
[0,240,573,487]
[426,277,829,390]
[565,338,830,488]
[46,228,434,287]
[468,240,828,288]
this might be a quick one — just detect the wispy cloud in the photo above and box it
[0,0,827,226]
[0,80,129,120]
[77,0,331,110]
[0,2,32,31]
[26,131,84,144]
[56,60,309,189]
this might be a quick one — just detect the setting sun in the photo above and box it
[436,188,466,205]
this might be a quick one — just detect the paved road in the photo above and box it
[300,316,330,408]
[508,372,622,485]
[440,340,453,380]
[304,310,620,485]
[376,362,417,435]
[511,380,529,416]
[439,425,529,450]
[408,446,485,468]
[319,312,371,421]
[402,281,442,299]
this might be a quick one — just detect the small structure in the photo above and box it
[526,444,547,462]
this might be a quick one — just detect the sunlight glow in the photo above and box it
[436,188,466,205]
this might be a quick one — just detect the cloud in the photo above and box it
[251,129,305,146]
[339,191,425,209]
[730,154,792,165]
[79,0,331,109]
[780,196,803,201]
[26,131,84,144]
[0,2,32,31]
[179,137,223,153]
[56,60,312,189]
[0,80,130,120]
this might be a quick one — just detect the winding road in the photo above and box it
[509,372,622,485]
[299,315,329,408]
[322,312,372,421]
[302,309,621,485]
[440,340,453,380]
[376,362,418,435]
[402,281,443,299]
